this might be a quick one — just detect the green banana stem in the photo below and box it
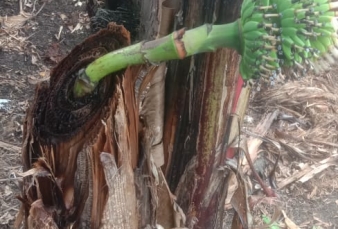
[74,20,241,97]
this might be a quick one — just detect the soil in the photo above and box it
[0,0,91,228]
[0,0,337,228]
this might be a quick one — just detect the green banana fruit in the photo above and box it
[290,35,306,48]
[314,2,338,13]
[314,27,333,36]
[282,43,294,60]
[281,18,305,29]
[239,0,338,82]
[281,27,299,37]
[241,1,256,22]
[317,36,334,52]
[244,40,265,50]
[314,0,331,5]
[242,21,262,33]
[280,9,296,19]
[243,30,266,40]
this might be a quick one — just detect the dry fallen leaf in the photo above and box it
[38,70,50,78]
[31,54,38,65]
[45,43,63,64]
[0,211,15,225]
[71,22,82,33]
[1,14,29,30]
[4,185,13,196]
[313,216,331,227]
[225,172,238,209]
[58,13,68,21]
[307,186,318,199]
[282,210,300,229]
[55,26,63,40]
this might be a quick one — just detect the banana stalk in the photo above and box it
[74,21,240,97]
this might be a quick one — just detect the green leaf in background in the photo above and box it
[262,215,280,229]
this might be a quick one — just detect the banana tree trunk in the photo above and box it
[18,0,243,228]
[163,1,242,228]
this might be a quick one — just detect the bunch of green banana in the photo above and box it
[240,0,338,82]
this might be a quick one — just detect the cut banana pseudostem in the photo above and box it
[239,0,338,82]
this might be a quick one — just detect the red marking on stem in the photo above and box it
[226,75,243,159]
[231,75,244,113]
[173,28,187,59]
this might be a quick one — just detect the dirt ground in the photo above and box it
[0,0,91,228]
[0,0,337,228]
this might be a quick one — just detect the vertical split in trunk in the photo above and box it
[163,0,242,228]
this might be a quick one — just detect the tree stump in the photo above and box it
[18,0,246,228]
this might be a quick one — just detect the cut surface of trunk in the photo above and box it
[20,24,140,229]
